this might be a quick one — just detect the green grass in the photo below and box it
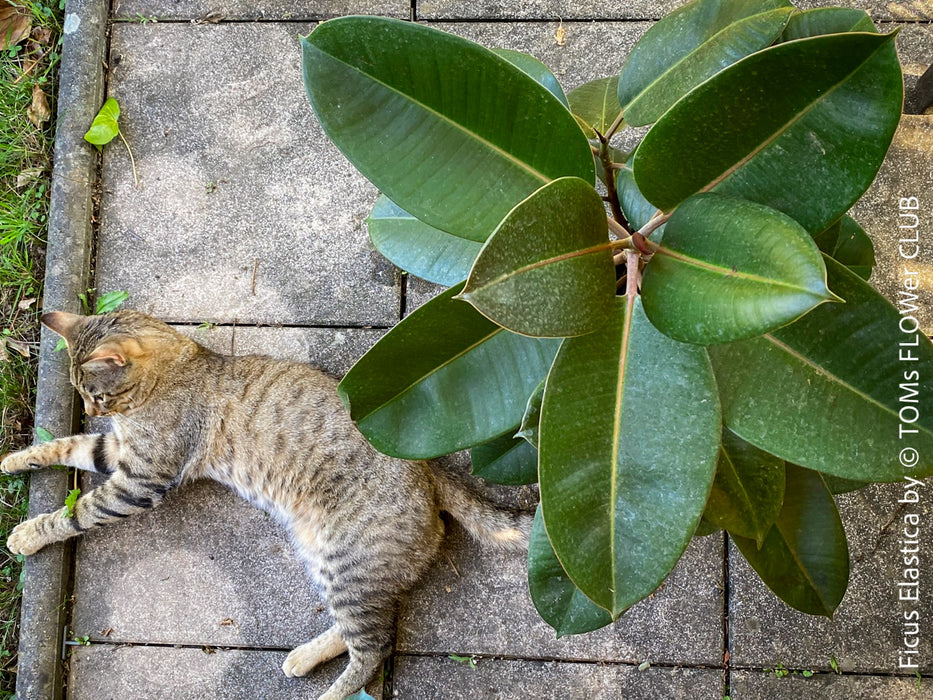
[0,1,64,695]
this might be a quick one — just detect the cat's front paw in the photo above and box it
[7,517,51,556]
[1,450,40,475]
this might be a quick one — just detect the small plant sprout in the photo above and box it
[448,654,477,670]
[84,97,138,186]
[56,289,129,352]
[62,488,80,519]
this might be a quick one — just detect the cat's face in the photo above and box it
[42,310,167,417]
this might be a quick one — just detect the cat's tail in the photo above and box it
[430,466,533,551]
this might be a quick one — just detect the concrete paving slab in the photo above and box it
[852,115,933,334]
[68,644,383,700]
[392,654,725,699]
[71,479,327,647]
[730,670,933,699]
[112,0,407,20]
[418,0,933,21]
[729,482,933,674]
[96,23,399,327]
[71,327,384,647]
[398,523,725,666]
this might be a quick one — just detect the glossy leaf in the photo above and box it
[704,428,785,546]
[492,48,569,107]
[733,464,849,617]
[528,506,613,636]
[618,0,793,126]
[634,32,902,235]
[471,431,538,485]
[540,297,721,616]
[779,7,876,41]
[568,76,621,135]
[812,215,875,281]
[302,17,594,243]
[367,196,481,286]
[641,193,838,345]
[516,380,545,449]
[339,284,560,459]
[615,152,657,231]
[709,256,933,481]
[84,97,120,148]
[460,177,615,338]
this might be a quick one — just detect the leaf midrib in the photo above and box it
[764,333,933,440]
[699,34,891,196]
[356,327,503,421]
[657,245,830,298]
[608,296,636,615]
[465,242,612,296]
[309,41,553,186]
[623,8,788,117]
[773,516,834,615]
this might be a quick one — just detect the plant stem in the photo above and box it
[599,140,626,225]
[625,249,640,299]
[605,110,625,140]
[606,217,631,239]
[638,210,669,239]
[118,129,139,187]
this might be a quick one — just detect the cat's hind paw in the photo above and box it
[282,628,347,678]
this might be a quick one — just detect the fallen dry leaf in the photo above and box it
[0,2,31,51]
[18,297,36,311]
[5,338,30,358]
[31,26,51,45]
[27,84,50,128]
[554,18,566,46]
[16,167,41,188]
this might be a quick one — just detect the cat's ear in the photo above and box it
[41,311,83,342]
[81,339,145,373]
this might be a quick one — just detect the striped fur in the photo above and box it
[2,310,532,700]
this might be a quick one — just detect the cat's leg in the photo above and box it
[1,434,118,475]
[6,462,175,556]
[281,624,347,678]
[313,580,396,700]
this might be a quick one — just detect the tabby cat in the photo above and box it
[2,310,531,700]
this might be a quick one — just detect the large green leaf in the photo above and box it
[618,0,793,127]
[704,427,785,546]
[302,17,594,243]
[709,256,933,481]
[568,76,621,135]
[460,177,615,338]
[471,431,538,485]
[633,32,902,234]
[539,297,721,616]
[779,6,876,41]
[641,193,837,345]
[812,215,875,281]
[733,464,849,617]
[367,196,481,286]
[339,284,560,459]
[492,48,569,107]
[528,506,613,636]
